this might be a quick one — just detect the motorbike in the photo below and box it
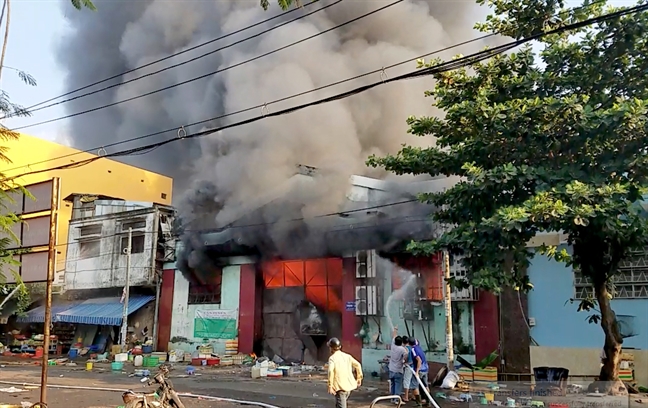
[122,364,186,408]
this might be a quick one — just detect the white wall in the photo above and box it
[168,265,241,354]
[65,209,157,290]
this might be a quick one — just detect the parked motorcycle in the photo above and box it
[122,364,186,408]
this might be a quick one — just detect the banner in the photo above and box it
[193,309,238,339]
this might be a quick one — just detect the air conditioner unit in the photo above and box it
[355,285,378,316]
[355,250,376,278]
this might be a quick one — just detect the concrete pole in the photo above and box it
[120,228,132,351]
[443,250,454,371]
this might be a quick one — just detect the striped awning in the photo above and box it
[55,295,154,326]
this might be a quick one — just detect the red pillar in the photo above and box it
[341,257,362,361]
[156,269,175,351]
[473,290,500,364]
[238,264,257,354]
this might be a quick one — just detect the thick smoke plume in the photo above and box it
[58,0,491,263]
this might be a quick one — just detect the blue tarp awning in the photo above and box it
[16,302,83,323]
[55,295,155,326]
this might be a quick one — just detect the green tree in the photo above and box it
[368,0,648,389]
[260,0,305,11]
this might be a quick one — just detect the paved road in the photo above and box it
[0,364,392,408]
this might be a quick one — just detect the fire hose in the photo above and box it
[406,365,441,408]
[0,380,281,408]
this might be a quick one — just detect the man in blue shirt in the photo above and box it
[408,338,429,406]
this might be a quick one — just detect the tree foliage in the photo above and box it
[70,0,96,11]
[260,0,306,11]
[368,0,648,385]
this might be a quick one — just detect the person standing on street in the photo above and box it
[409,337,430,406]
[389,327,408,404]
[327,337,363,408]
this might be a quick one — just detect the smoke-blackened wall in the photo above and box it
[57,0,489,257]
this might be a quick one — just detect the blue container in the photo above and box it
[68,348,78,358]
[142,345,153,354]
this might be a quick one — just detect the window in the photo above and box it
[120,235,145,254]
[574,250,648,299]
[79,240,100,259]
[188,270,222,304]
[79,224,102,237]
[122,220,146,231]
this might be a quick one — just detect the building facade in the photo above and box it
[525,235,648,386]
[0,133,173,286]
[156,173,498,374]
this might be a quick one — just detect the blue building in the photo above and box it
[525,236,648,386]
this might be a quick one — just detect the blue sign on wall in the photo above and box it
[345,301,356,312]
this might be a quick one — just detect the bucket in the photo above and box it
[68,348,78,359]
[86,361,93,371]
[111,361,124,371]
[142,345,153,354]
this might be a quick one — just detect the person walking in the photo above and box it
[327,337,363,408]
[389,327,408,405]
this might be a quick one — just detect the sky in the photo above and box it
[0,0,637,149]
[1,0,71,144]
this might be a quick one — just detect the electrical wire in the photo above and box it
[10,0,404,131]
[0,0,608,175]
[7,0,324,114]
[4,0,641,181]
[1,0,344,119]
[0,33,496,176]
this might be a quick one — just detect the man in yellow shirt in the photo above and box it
[327,337,363,408]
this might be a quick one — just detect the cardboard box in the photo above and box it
[473,366,498,382]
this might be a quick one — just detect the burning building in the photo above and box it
[154,168,494,368]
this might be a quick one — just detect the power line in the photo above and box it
[1,0,343,119]
[15,198,424,258]
[9,0,324,114]
[0,0,608,175]
[10,0,404,131]
[0,33,495,176]
[5,1,643,182]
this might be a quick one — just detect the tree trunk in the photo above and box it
[592,277,626,395]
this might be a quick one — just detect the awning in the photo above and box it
[16,302,83,323]
[55,295,155,326]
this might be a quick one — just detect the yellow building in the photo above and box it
[0,133,173,284]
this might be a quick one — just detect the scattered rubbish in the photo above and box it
[586,393,605,398]
[481,397,489,405]
[635,399,645,404]
[493,401,502,406]
[186,366,195,375]
[441,371,460,389]
[531,401,545,407]
[460,393,473,402]
[0,387,25,393]
[21,402,31,408]
[312,393,319,397]
[507,398,516,407]
[449,396,463,402]
[435,392,447,399]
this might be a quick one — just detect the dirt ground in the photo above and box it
[0,362,644,408]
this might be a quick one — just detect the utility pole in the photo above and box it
[41,177,59,405]
[120,227,132,352]
[443,249,454,371]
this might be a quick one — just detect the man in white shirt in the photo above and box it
[327,337,363,408]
